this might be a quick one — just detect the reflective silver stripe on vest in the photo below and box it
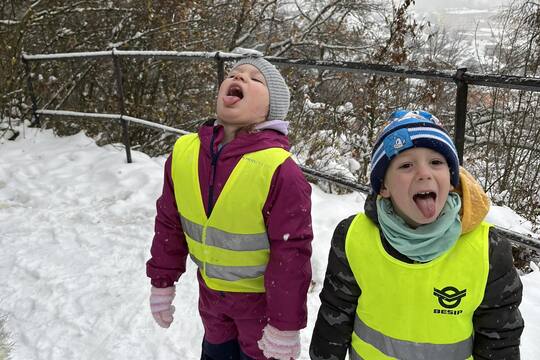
[188,255,266,281]
[354,315,473,360]
[191,252,266,281]
[206,227,269,251]
[181,216,269,251]
[181,216,203,243]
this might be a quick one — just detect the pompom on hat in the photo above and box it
[231,57,290,121]
[370,109,460,194]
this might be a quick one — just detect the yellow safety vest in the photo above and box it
[345,213,490,360]
[171,133,290,293]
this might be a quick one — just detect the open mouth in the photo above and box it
[227,84,244,99]
[222,84,244,106]
[413,191,436,201]
[413,191,437,218]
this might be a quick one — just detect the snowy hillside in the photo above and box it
[0,126,539,359]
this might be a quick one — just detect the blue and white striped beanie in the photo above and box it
[370,110,460,194]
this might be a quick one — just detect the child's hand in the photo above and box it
[149,286,176,328]
[257,324,300,360]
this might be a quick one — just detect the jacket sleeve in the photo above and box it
[309,215,361,360]
[146,154,189,288]
[473,227,524,359]
[263,158,313,331]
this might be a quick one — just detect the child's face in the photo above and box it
[380,147,453,227]
[216,64,270,127]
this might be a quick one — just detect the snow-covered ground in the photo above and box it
[0,126,539,359]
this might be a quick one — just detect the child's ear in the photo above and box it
[380,184,391,198]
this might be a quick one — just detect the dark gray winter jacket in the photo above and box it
[309,193,524,360]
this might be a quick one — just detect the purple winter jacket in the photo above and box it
[146,120,313,331]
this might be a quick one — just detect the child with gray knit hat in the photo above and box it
[229,57,290,122]
[147,56,312,360]
[216,56,292,141]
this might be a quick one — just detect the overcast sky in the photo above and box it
[408,0,511,32]
[412,0,509,11]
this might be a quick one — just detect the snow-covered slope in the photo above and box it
[1,127,538,359]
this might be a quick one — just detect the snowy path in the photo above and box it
[0,127,539,359]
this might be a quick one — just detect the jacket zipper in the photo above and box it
[207,127,224,216]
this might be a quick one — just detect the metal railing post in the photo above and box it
[453,67,468,165]
[112,50,132,163]
[22,55,41,127]
[215,51,225,90]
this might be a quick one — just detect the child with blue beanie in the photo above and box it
[309,110,524,360]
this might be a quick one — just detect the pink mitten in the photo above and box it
[149,286,176,328]
[257,324,301,360]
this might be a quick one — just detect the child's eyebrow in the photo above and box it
[248,69,263,77]
[226,65,267,84]
[249,71,266,83]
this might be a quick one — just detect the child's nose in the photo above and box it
[233,72,247,81]
[416,163,433,180]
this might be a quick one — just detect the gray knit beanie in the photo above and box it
[231,57,290,121]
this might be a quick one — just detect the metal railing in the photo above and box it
[21,49,540,250]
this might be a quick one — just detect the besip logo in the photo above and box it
[433,286,467,315]
[434,286,466,308]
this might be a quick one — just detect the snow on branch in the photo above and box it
[269,0,347,56]
[18,2,139,27]
[0,20,19,25]
[107,20,198,49]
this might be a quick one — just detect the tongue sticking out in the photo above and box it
[223,95,242,106]
[414,194,436,218]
